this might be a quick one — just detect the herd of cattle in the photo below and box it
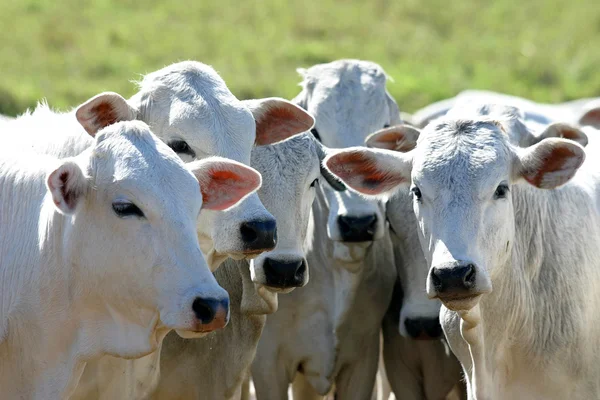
[0,58,598,400]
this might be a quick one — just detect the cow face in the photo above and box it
[248,134,329,291]
[326,119,585,312]
[48,121,261,337]
[127,62,313,268]
[292,59,401,263]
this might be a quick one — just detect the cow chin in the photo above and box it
[440,294,482,312]
[332,241,371,266]
[175,329,211,339]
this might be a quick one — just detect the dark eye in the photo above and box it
[310,178,319,188]
[411,186,422,200]
[494,184,509,199]
[168,140,196,158]
[310,128,321,142]
[112,202,145,218]
[383,124,390,128]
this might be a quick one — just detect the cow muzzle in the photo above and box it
[428,261,491,311]
[239,218,277,254]
[337,214,378,242]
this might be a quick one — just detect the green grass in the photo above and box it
[1,0,599,116]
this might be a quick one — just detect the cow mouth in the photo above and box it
[175,329,211,339]
[437,293,482,311]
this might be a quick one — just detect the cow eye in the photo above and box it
[310,128,321,141]
[168,140,196,158]
[310,178,319,188]
[112,202,145,218]
[411,186,422,201]
[494,184,509,199]
[383,124,390,128]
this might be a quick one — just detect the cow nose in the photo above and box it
[192,297,230,330]
[337,214,378,242]
[430,262,477,295]
[263,258,307,289]
[404,317,443,340]
[240,219,277,252]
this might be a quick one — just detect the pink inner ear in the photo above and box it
[580,108,600,128]
[523,146,580,188]
[90,101,118,129]
[327,152,405,195]
[201,169,260,211]
[371,131,416,152]
[255,106,313,146]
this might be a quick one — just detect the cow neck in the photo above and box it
[478,181,600,365]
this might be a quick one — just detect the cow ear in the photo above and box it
[578,104,600,129]
[365,125,420,152]
[47,161,88,214]
[76,92,138,137]
[324,148,412,198]
[516,138,585,189]
[244,98,315,145]
[189,157,262,211]
[536,122,588,147]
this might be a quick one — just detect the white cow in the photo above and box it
[326,107,600,399]
[2,61,314,269]
[148,133,342,400]
[252,59,398,399]
[0,120,261,399]
[412,89,600,133]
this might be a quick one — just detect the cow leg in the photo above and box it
[334,334,380,400]
[251,357,290,400]
[291,373,324,400]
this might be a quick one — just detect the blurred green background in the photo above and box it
[1,0,599,116]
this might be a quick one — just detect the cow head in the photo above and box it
[326,118,585,312]
[48,121,261,339]
[292,59,401,263]
[248,134,339,293]
[124,61,313,269]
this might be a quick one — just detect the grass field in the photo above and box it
[1,0,599,116]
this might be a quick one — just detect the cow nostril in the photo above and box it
[192,298,216,324]
[464,264,476,286]
[240,223,258,243]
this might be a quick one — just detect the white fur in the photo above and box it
[252,60,398,399]
[326,106,600,399]
[0,121,228,399]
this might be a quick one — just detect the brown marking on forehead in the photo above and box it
[91,101,118,130]
[327,151,405,195]
[523,146,577,187]
[255,106,314,146]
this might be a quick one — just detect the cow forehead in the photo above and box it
[251,134,320,190]
[168,99,255,163]
[413,119,513,188]
[304,62,389,147]
[137,61,256,164]
[91,122,201,210]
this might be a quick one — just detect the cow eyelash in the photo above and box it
[494,184,509,199]
[168,140,196,158]
[112,202,145,218]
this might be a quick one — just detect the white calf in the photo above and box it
[0,120,260,399]
[149,134,335,400]
[326,110,600,399]
[252,59,398,399]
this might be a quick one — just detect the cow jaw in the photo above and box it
[332,241,370,265]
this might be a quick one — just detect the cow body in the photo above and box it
[0,121,239,399]
[252,59,399,399]
[326,105,600,399]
